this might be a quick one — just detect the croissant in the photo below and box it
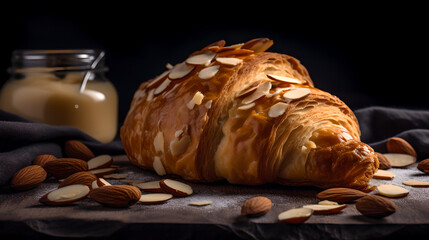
[120,38,379,190]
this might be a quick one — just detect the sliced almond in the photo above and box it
[237,102,255,110]
[302,204,347,214]
[242,81,272,105]
[133,89,146,100]
[174,129,184,138]
[373,170,396,180]
[383,153,416,167]
[139,193,173,205]
[186,51,216,66]
[376,184,409,198]
[135,181,164,193]
[267,74,304,84]
[402,180,429,187]
[215,57,243,66]
[386,137,417,158]
[205,100,213,109]
[278,208,313,224]
[266,87,291,98]
[242,38,273,53]
[88,167,117,177]
[159,179,193,197]
[268,102,288,118]
[217,43,244,52]
[39,184,90,205]
[169,62,195,80]
[166,63,174,69]
[187,91,205,110]
[153,156,166,176]
[154,79,171,96]
[236,81,261,98]
[198,65,220,79]
[169,134,191,156]
[283,88,311,101]
[87,155,113,170]
[189,200,213,206]
[153,131,164,154]
[147,70,169,88]
[91,178,111,189]
[318,200,339,205]
[204,40,226,51]
[216,48,254,57]
[146,88,155,101]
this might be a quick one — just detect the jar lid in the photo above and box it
[9,49,108,73]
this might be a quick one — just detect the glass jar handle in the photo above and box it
[79,51,105,93]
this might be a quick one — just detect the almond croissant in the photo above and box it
[120,38,379,190]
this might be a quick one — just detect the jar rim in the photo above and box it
[9,49,108,73]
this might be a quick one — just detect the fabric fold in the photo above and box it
[0,110,124,186]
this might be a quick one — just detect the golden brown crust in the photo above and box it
[120,38,378,189]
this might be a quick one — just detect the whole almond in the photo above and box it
[90,185,142,207]
[417,158,429,173]
[32,154,57,168]
[241,196,272,217]
[58,171,97,188]
[44,158,88,179]
[11,165,47,191]
[375,152,392,170]
[386,137,417,158]
[64,140,95,161]
[356,195,396,218]
[316,188,367,203]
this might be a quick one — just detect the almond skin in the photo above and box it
[58,171,97,188]
[241,38,273,53]
[417,158,429,173]
[316,188,367,203]
[11,165,47,191]
[32,154,57,168]
[386,137,417,158]
[44,158,88,179]
[241,196,272,217]
[159,179,193,197]
[375,152,392,170]
[89,185,142,207]
[64,140,95,161]
[356,195,396,218]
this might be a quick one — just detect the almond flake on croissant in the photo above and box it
[120,38,379,190]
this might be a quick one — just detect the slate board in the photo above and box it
[1,155,429,239]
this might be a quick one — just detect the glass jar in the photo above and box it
[0,49,118,143]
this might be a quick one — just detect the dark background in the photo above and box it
[1,2,427,136]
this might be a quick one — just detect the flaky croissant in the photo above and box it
[120,38,379,190]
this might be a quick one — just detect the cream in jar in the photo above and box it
[0,50,118,143]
